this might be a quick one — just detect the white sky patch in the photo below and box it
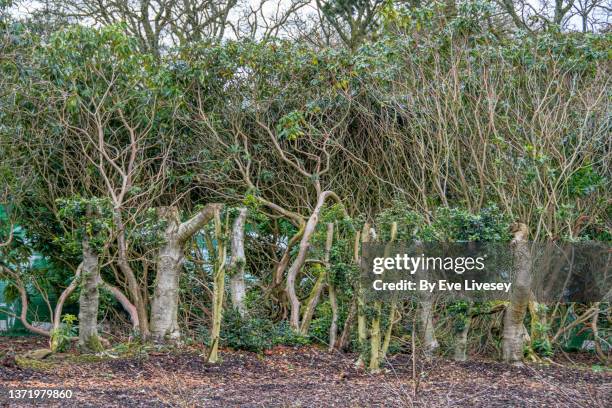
[7,1,611,35]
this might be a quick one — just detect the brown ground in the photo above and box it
[0,336,610,407]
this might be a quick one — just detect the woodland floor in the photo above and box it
[0,336,610,407]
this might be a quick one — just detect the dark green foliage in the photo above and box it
[532,338,554,357]
[426,206,511,242]
[56,196,113,254]
[447,301,471,332]
[309,301,333,342]
[567,165,606,198]
[219,309,310,353]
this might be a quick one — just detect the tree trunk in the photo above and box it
[503,223,532,363]
[328,283,338,351]
[151,204,220,342]
[369,301,382,372]
[338,296,357,351]
[50,263,82,351]
[453,315,471,361]
[208,208,226,363]
[14,277,50,337]
[420,297,439,357]
[369,222,397,371]
[322,223,338,350]
[78,235,103,352]
[381,303,397,360]
[416,238,438,357]
[273,226,304,286]
[299,265,326,335]
[287,191,337,330]
[150,207,183,341]
[380,223,398,362]
[102,281,140,332]
[229,208,248,317]
[114,212,149,338]
[356,226,369,367]
[591,302,606,363]
[53,263,82,329]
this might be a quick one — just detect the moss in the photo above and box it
[49,331,69,353]
[15,356,55,371]
[65,354,107,363]
[229,258,246,276]
[79,334,104,353]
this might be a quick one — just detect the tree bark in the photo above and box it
[381,303,397,360]
[150,204,220,341]
[13,276,50,337]
[380,223,399,362]
[150,207,182,341]
[114,212,149,338]
[78,235,103,352]
[273,226,304,286]
[51,263,83,351]
[356,226,369,367]
[229,208,248,317]
[299,265,326,335]
[338,296,357,351]
[286,191,339,330]
[207,208,226,363]
[323,223,337,350]
[102,281,140,331]
[370,222,397,371]
[453,315,471,361]
[420,296,439,357]
[503,223,532,363]
[328,282,338,351]
[416,239,438,357]
[369,301,382,372]
[53,263,83,329]
[591,302,606,363]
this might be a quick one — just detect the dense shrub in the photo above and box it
[220,309,310,353]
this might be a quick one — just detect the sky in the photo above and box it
[9,0,611,35]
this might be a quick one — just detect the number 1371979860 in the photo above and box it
[8,389,73,399]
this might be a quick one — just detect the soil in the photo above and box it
[0,336,610,407]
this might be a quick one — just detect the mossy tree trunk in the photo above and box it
[299,264,326,335]
[326,222,338,351]
[381,222,399,361]
[114,212,149,338]
[453,314,471,361]
[417,240,438,357]
[286,191,340,330]
[150,207,183,341]
[51,262,82,352]
[338,296,357,351]
[381,303,398,360]
[78,235,103,353]
[369,301,383,371]
[420,296,439,357]
[150,204,220,342]
[300,223,335,338]
[207,207,226,363]
[356,225,369,368]
[503,223,532,363]
[229,208,248,318]
[369,222,397,372]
